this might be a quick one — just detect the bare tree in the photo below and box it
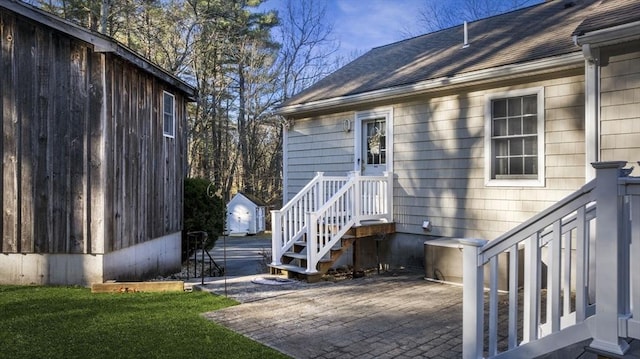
[275,0,340,102]
[405,0,542,35]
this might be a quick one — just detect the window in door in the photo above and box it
[365,118,386,166]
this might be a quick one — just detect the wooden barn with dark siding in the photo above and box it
[0,0,196,285]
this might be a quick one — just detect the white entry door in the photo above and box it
[355,108,393,176]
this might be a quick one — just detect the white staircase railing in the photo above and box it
[461,161,640,358]
[271,171,393,272]
[271,172,350,267]
[307,172,392,273]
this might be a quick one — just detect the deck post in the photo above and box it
[270,210,282,266]
[590,161,630,355]
[351,172,362,226]
[316,172,325,211]
[384,171,393,222]
[460,238,488,359]
[306,211,319,273]
[627,168,640,339]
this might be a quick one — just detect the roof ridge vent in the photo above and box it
[463,21,470,48]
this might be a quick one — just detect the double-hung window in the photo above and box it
[485,88,544,186]
[163,91,175,138]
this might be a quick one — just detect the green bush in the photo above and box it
[183,178,224,260]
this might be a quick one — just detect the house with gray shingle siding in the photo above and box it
[271,0,640,284]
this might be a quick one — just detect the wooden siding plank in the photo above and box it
[103,54,114,252]
[34,26,53,253]
[145,77,155,240]
[89,52,105,254]
[1,13,18,253]
[113,59,124,250]
[137,73,147,245]
[124,66,135,247]
[153,80,164,238]
[177,95,185,230]
[16,18,38,253]
[68,42,88,254]
[51,34,71,253]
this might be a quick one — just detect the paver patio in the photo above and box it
[199,271,464,359]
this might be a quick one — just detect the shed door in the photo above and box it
[256,207,265,232]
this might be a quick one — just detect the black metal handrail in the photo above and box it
[186,231,224,285]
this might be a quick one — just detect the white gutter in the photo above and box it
[574,20,640,48]
[573,19,640,182]
[277,52,585,116]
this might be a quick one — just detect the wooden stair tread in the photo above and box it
[284,251,334,261]
[269,264,309,274]
[283,252,306,259]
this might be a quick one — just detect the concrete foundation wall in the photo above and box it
[0,253,104,286]
[355,233,428,271]
[103,232,182,282]
[0,233,182,286]
[424,238,524,291]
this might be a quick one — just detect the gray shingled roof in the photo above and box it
[573,0,640,35]
[281,0,606,109]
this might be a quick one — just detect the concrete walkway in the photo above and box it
[195,241,466,359]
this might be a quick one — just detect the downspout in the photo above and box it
[575,37,600,182]
[282,118,290,204]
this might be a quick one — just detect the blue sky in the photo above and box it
[259,0,543,59]
[324,0,426,55]
[260,0,426,57]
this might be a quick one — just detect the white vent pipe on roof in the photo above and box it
[463,21,469,48]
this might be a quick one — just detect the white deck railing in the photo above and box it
[271,171,393,272]
[461,161,640,358]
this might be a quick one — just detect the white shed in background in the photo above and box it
[226,192,266,236]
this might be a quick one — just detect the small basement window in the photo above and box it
[163,91,175,137]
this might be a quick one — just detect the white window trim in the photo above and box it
[484,87,545,187]
[163,91,175,138]
[354,107,394,174]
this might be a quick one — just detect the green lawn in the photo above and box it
[0,286,289,359]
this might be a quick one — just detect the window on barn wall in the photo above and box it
[484,87,545,187]
[163,91,175,137]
